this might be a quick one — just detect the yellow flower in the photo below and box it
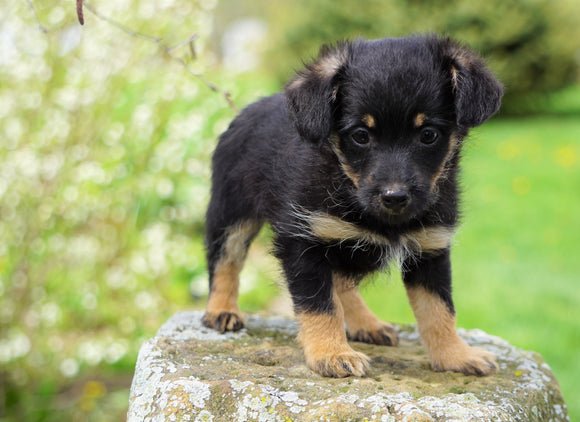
[554,145,578,169]
[512,176,531,195]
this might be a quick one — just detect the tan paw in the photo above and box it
[432,342,498,376]
[348,323,399,346]
[307,347,371,378]
[202,311,245,333]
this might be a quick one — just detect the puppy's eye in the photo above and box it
[350,129,370,146]
[420,128,439,145]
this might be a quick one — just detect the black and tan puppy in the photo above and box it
[202,35,503,378]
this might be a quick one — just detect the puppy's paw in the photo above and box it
[432,343,498,376]
[202,311,245,333]
[349,323,399,346]
[306,347,371,378]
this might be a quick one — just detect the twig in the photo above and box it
[167,33,199,54]
[82,2,162,43]
[82,1,237,111]
[77,0,84,25]
[169,54,237,110]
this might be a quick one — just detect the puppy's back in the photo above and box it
[209,93,299,220]
[215,93,292,154]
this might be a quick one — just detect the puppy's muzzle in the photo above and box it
[380,186,410,214]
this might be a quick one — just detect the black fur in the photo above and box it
[204,35,502,353]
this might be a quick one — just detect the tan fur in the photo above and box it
[414,113,427,127]
[205,262,242,316]
[288,47,348,91]
[431,133,460,192]
[297,291,370,377]
[330,135,361,187]
[450,65,460,92]
[402,225,454,252]
[331,85,339,102]
[286,76,305,90]
[204,221,261,329]
[221,220,261,266]
[315,50,349,79]
[447,49,475,90]
[307,212,454,254]
[309,213,386,245]
[453,52,471,69]
[335,274,398,346]
[406,286,497,375]
[362,114,376,128]
[338,160,361,187]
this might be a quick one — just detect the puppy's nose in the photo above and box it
[381,187,410,213]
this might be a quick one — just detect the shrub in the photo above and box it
[263,0,580,113]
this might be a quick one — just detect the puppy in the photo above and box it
[202,35,503,378]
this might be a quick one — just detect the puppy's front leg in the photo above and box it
[297,291,370,377]
[403,249,497,376]
[277,239,370,377]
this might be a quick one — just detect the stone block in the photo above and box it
[127,311,569,421]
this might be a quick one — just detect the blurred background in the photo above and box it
[1,0,579,420]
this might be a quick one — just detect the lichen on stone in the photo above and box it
[127,311,569,422]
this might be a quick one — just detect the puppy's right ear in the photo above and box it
[285,42,351,143]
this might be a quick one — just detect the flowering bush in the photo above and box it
[0,0,276,418]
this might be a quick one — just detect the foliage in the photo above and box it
[0,0,278,419]
[256,0,580,113]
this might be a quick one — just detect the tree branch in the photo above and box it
[82,1,237,111]
[77,0,84,25]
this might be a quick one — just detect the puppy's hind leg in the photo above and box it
[203,219,262,333]
[336,274,399,346]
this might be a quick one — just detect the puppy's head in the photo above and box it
[286,36,503,224]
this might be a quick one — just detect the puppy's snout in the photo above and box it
[380,187,410,213]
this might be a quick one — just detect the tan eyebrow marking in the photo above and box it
[414,113,427,127]
[362,114,376,128]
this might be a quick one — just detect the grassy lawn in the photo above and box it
[357,116,580,420]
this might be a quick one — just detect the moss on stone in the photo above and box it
[128,311,570,422]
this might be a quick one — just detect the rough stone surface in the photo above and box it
[127,311,569,421]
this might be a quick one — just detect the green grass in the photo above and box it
[359,116,580,420]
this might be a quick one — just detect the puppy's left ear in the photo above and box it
[285,42,351,142]
[441,38,503,128]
